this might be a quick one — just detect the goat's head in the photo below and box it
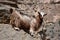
[29,11,47,37]
[34,10,47,19]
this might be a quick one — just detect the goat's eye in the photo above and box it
[17,17,19,19]
[33,15,35,18]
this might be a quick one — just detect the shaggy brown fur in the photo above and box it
[10,8,43,36]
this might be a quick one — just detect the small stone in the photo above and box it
[46,36,50,40]
[43,27,47,32]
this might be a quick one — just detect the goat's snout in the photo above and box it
[40,12,47,17]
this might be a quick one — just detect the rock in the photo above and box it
[54,0,60,3]
[0,0,60,40]
[0,24,42,40]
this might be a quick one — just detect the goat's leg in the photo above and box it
[10,18,15,28]
[29,27,40,38]
[12,21,20,31]
[29,27,35,36]
[14,18,21,31]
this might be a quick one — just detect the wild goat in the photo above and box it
[10,8,46,36]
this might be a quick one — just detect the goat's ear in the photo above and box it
[10,8,13,13]
[38,12,41,16]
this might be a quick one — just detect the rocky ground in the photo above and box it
[0,0,60,40]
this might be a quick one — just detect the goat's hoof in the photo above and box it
[30,34,36,38]
[30,34,39,38]
[14,27,20,31]
[32,35,36,38]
